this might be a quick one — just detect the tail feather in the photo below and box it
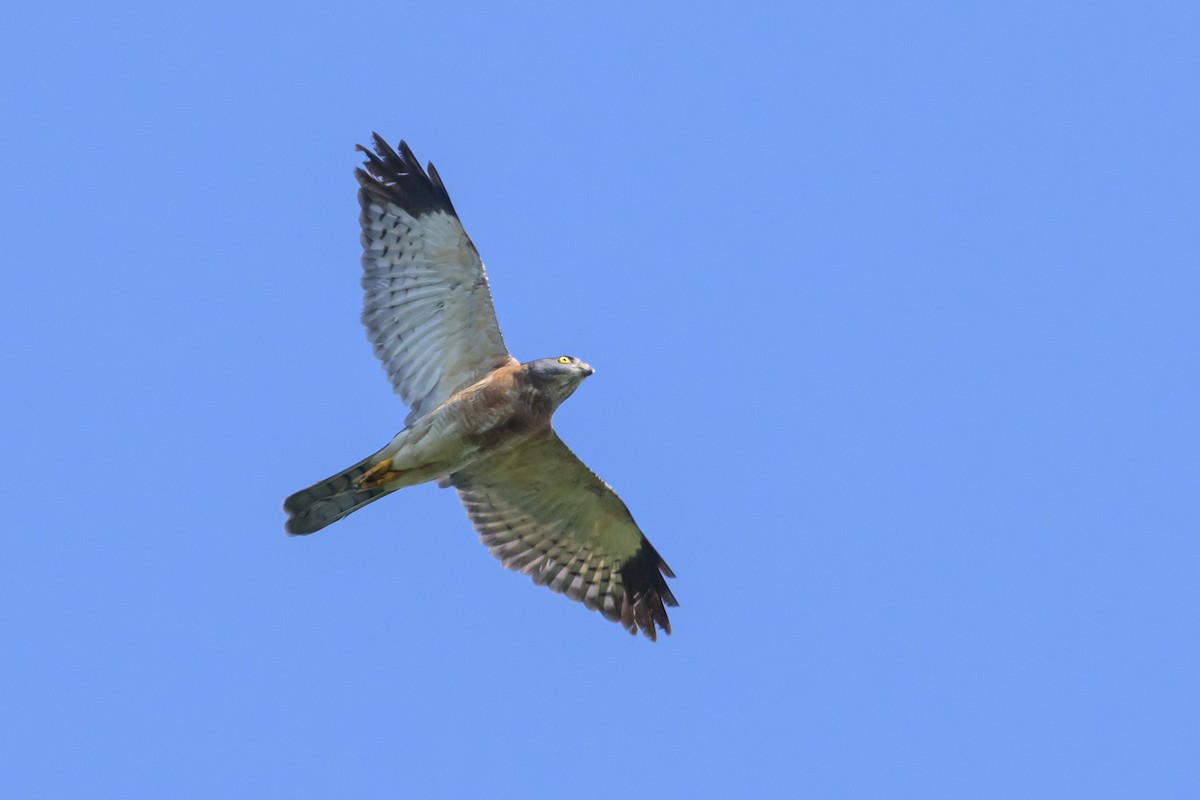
[284,453,396,535]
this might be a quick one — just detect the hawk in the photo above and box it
[284,135,677,640]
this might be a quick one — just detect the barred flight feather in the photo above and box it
[355,134,512,424]
[446,431,676,640]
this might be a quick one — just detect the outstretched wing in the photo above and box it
[356,134,516,424]
[445,431,677,640]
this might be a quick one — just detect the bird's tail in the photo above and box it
[284,450,397,535]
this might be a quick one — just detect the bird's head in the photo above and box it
[526,355,594,406]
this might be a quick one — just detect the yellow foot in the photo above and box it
[357,459,405,489]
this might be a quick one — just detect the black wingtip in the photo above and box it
[354,134,459,219]
[618,539,678,640]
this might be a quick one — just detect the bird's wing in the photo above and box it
[356,134,516,424]
[444,430,677,640]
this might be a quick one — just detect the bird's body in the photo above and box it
[286,357,577,532]
[284,135,677,639]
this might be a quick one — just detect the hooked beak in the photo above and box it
[580,362,594,377]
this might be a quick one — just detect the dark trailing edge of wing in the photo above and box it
[616,539,678,641]
[355,133,458,218]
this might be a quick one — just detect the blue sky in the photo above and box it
[3,1,1197,797]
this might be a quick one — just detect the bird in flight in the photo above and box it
[284,135,677,639]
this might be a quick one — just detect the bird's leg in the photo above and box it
[357,458,406,489]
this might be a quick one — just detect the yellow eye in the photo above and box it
[557,356,572,364]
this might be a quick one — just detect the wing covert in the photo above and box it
[445,431,677,640]
[357,134,515,424]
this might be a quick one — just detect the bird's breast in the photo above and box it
[449,379,552,453]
